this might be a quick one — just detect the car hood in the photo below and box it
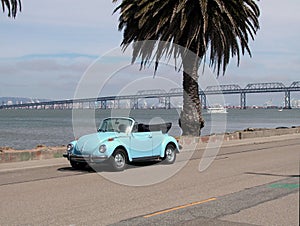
[75,132,119,154]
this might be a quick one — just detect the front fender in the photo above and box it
[69,140,78,154]
[101,138,132,161]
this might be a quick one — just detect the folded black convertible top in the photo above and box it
[137,122,172,133]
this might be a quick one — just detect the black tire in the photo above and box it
[163,144,176,164]
[70,160,87,170]
[110,149,127,171]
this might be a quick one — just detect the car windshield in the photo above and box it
[98,118,133,133]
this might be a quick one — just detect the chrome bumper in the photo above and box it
[63,153,108,163]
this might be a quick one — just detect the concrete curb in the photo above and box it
[0,146,66,164]
[1,126,299,164]
[178,126,300,144]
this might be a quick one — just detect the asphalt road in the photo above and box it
[0,134,299,226]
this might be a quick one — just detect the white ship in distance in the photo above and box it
[207,104,228,114]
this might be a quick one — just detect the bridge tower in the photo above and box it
[200,93,207,109]
[165,96,171,109]
[240,92,246,109]
[284,91,291,109]
[131,98,138,109]
[101,100,107,109]
[286,81,300,109]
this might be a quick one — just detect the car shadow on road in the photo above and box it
[57,161,162,173]
[57,166,96,173]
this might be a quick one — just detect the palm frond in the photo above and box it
[1,0,21,18]
[113,0,260,75]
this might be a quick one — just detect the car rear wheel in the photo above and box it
[70,160,87,170]
[110,149,127,171]
[163,144,176,164]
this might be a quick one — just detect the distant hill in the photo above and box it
[0,97,51,106]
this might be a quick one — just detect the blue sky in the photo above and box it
[0,0,300,106]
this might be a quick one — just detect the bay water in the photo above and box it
[0,108,299,150]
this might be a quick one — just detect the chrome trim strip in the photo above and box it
[70,154,108,163]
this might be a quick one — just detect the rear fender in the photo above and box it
[160,136,180,158]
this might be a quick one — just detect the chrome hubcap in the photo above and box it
[166,148,175,161]
[115,153,125,168]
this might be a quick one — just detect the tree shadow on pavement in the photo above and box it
[245,172,300,178]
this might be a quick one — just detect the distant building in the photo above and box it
[291,99,300,108]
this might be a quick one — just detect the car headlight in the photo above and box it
[67,144,73,152]
[99,144,107,153]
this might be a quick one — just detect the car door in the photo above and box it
[129,132,153,159]
[151,131,165,156]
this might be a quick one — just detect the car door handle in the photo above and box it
[148,135,152,138]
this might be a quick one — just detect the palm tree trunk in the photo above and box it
[180,49,204,136]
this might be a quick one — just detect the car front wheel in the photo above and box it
[163,144,176,164]
[110,149,127,171]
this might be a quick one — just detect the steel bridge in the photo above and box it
[1,82,300,110]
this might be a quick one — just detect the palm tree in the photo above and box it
[1,0,21,18]
[113,0,260,136]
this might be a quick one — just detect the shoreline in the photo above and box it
[1,126,299,164]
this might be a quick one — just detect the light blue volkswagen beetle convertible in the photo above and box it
[63,117,179,171]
